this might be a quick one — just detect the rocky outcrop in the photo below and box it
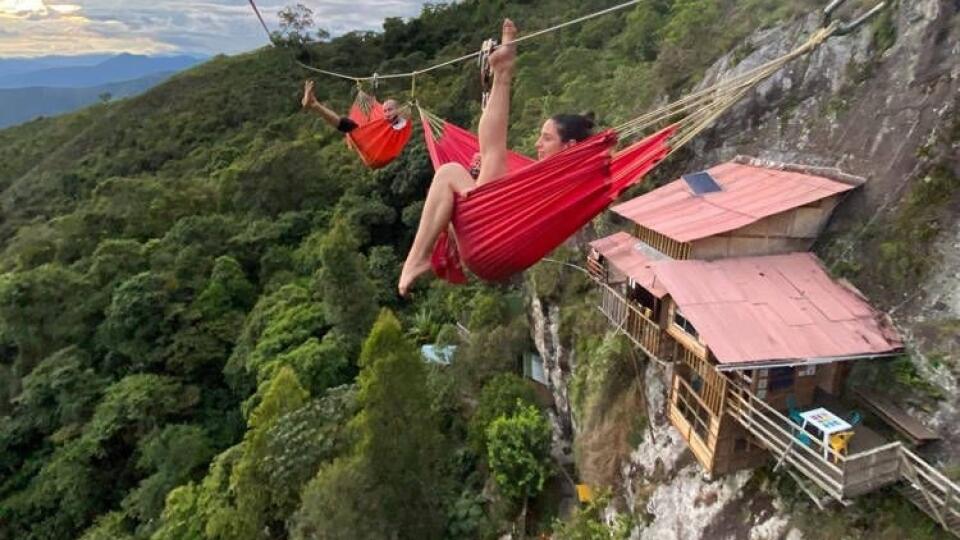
[529,1,960,538]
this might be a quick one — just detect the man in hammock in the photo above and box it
[301,80,408,133]
[398,18,595,296]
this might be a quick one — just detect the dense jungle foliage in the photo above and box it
[2,0,910,538]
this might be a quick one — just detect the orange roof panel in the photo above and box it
[588,232,668,298]
[612,161,858,242]
[651,253,902,367]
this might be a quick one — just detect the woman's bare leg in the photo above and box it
[398,163,475,296]
[398,19,518,296]
[476,19,517,186]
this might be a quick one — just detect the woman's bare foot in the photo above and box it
[488,19,517,77]
[398,258,433,297]
[301,80,317,109]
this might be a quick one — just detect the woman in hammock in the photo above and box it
[301,80,407,133]
[399,19,595,296]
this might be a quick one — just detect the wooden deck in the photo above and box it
[725,380,960,536]
[855,388,941,446]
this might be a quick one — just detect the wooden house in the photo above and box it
[589,246,904,476]
[653,253,902,475]
[584,159,960,533]
[609,156,863,261]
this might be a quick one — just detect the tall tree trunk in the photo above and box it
[519,495,528,538]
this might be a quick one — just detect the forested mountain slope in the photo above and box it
[0,1,956,539]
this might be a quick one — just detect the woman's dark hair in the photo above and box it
[551,111,596,142]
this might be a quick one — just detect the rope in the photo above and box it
[613,24,837,155]
[247,0,272,40]
[247,0,643,82]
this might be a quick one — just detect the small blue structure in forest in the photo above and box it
[421,344,456,366]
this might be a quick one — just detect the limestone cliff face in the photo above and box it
[528,2,960,538]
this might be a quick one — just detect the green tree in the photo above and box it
[97,271,174,372]
[293,310,447,539]
[221,366,310,539]
[121,424,216,535]
[469,373,539,457]
[313,219,377,348]
[1,374,196,540]
[0,265,95,372]
[224,283,327,396]
[486,403,552,530]
[151,445,243,540]
[274,4,328,46]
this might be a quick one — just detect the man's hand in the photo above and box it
[487,19,517,78]
[301,80,318,109]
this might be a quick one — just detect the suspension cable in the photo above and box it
[248,0,643,83]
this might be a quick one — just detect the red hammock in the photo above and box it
[345,94,412,169]
[421,115,676,283]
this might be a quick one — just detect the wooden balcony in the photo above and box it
[586,256,606,282]
[597,283,665,362]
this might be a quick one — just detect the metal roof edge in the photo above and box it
[731,155,867,187]
[714,350,904,372]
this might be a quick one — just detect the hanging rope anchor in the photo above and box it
[823,0,887,35]
[478,38,497,109]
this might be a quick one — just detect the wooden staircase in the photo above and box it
[898,448,960,537]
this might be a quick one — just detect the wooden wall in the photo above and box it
[689,196,842,260]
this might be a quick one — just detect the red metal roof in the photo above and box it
[611,161,858,242]
[651,253,902,367]
[588,232,668,298]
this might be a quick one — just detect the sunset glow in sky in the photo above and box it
[0,0,431,57]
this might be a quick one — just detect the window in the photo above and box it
[629,283,657,315]
[673,309,699,339]
[768,366,795,392]
[691,373,704,394]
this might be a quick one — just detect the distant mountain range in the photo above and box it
[0,54,116,77]
[0,73,173,129]
[0,53,204,89]
[0,53,207,128]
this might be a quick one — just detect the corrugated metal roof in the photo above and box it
[611,161,858,242]
[588,232,668,298]
[651,253,902,367]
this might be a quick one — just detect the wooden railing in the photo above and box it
[670,376,723,471]
[635,225,691,260]
[899,447,960,536]
[725,383,847,500]
[597,283,664,362]
[586,256,606,282]
[675,346,726,416]
[841,442,902,497]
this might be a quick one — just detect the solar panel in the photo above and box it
[682,171,722,195]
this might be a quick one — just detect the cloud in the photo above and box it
[0,0,433,57]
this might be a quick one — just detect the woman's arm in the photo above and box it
[476,19,517,185]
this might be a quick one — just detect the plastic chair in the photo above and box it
[786,395,803,425]
[829,431,855,463]
[795,430,813,447]
[846,410,863,427]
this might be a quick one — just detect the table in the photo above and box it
[799,407,854,460]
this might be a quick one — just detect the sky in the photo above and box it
[0,0,433,57]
